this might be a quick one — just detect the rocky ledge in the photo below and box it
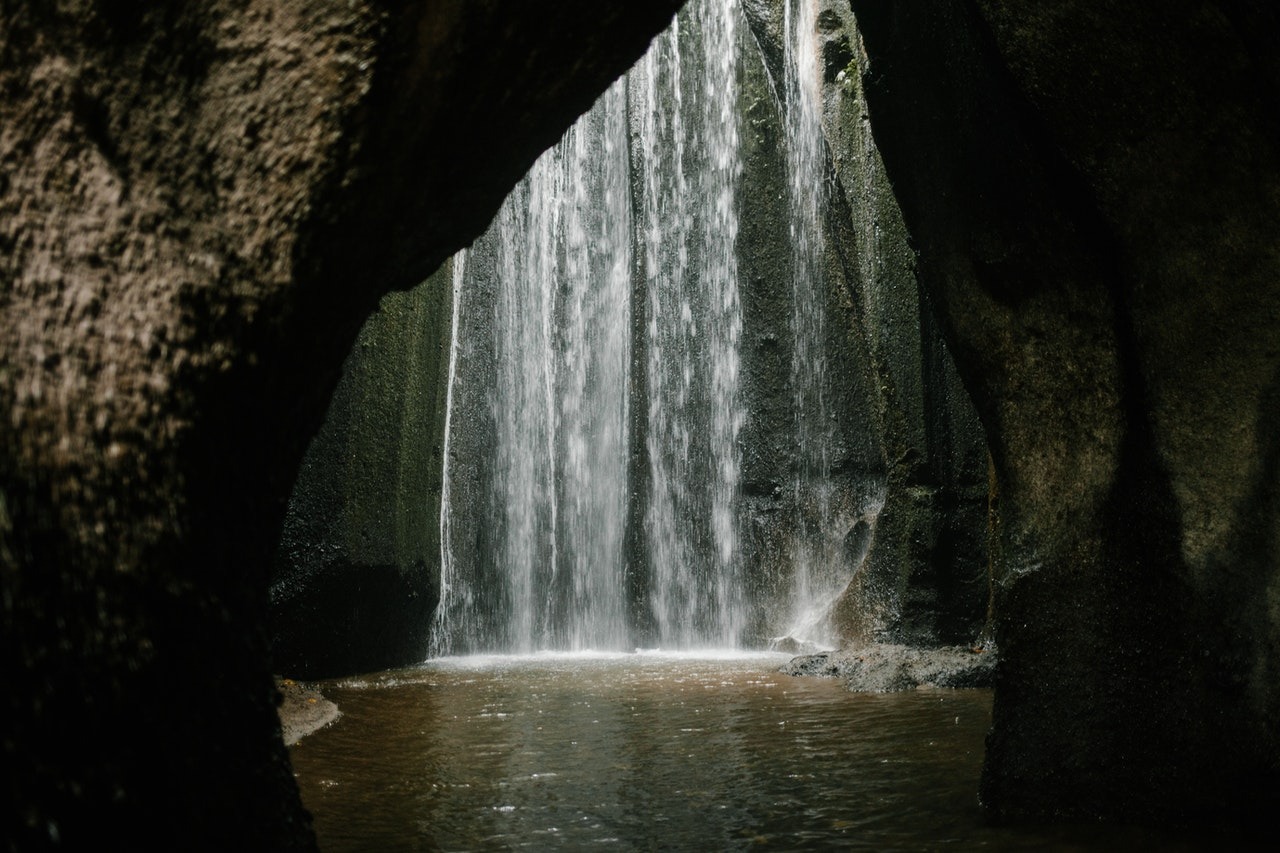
[782,644,996,692]
[276,679,340,747]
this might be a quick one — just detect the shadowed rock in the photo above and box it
[848,0,1280,828]
[277,678,340,747]
[783,644,996,691]
[0,1,681,847]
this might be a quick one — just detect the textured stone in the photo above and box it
[848,0,1280,828]
[0,1,682,846]
[735,4,888,647]
[743,0,991,647]
[782,644,996,691]
[271,262,453,679]
[276,678,340,747]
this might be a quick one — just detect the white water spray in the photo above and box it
[780,0,847,648]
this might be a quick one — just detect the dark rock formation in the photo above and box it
[0,0,682,847]
[734,2,888,648]
[783,644,996,691]
[743,0,991,647]
[847,0,1280,828]
[271,263,453,679]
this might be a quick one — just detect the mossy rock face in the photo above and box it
[271,268,452,680]
[849,0,1280,828]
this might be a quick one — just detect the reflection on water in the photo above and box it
[290,653,1212,851]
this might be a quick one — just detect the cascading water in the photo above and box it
[432,0,857,656]
[632,0,745,648]
[429,253,469,658]
[777,0,848,648]
[434,84,633,655]
[432,0,745,655]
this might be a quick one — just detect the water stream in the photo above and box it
[632,0,745,649]
[779,0,844,648]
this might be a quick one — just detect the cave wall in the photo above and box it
[0,0,684,847]
[846,0,1280,826]
[271,261,453,679]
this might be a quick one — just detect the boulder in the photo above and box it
[848,0,1280,826]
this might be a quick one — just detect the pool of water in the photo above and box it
[289,652,1217,850]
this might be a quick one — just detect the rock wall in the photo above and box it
[728,0,887,648]
[0,0,683,847]
[847,0,1280,827]
[271,262,453,679]
[743,0,991,647]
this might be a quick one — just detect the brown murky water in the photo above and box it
[290,652,1218,851]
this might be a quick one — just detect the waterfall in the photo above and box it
[554,87,635,652]
[483,82,634,655]
[633,0,745,648]
[430,0,857,655]
[779,0,845,647]
[432,0,746,656]
[429,253,469,658]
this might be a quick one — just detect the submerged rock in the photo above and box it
[783,644,996,692]
[768,635,828,656]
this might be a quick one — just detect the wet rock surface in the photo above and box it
[271,264,453,679]
[743,0,991,648]
[783,644,996,691]
[277,679,340,747]
[848,0,1280,828]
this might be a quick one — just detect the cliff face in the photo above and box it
[733,0,890,651]
[847,0,1280,825]
[271,263,453,679]
[0,0,682,847]
[743,0,991,648]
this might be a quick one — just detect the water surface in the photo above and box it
[291,653,1215,850]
